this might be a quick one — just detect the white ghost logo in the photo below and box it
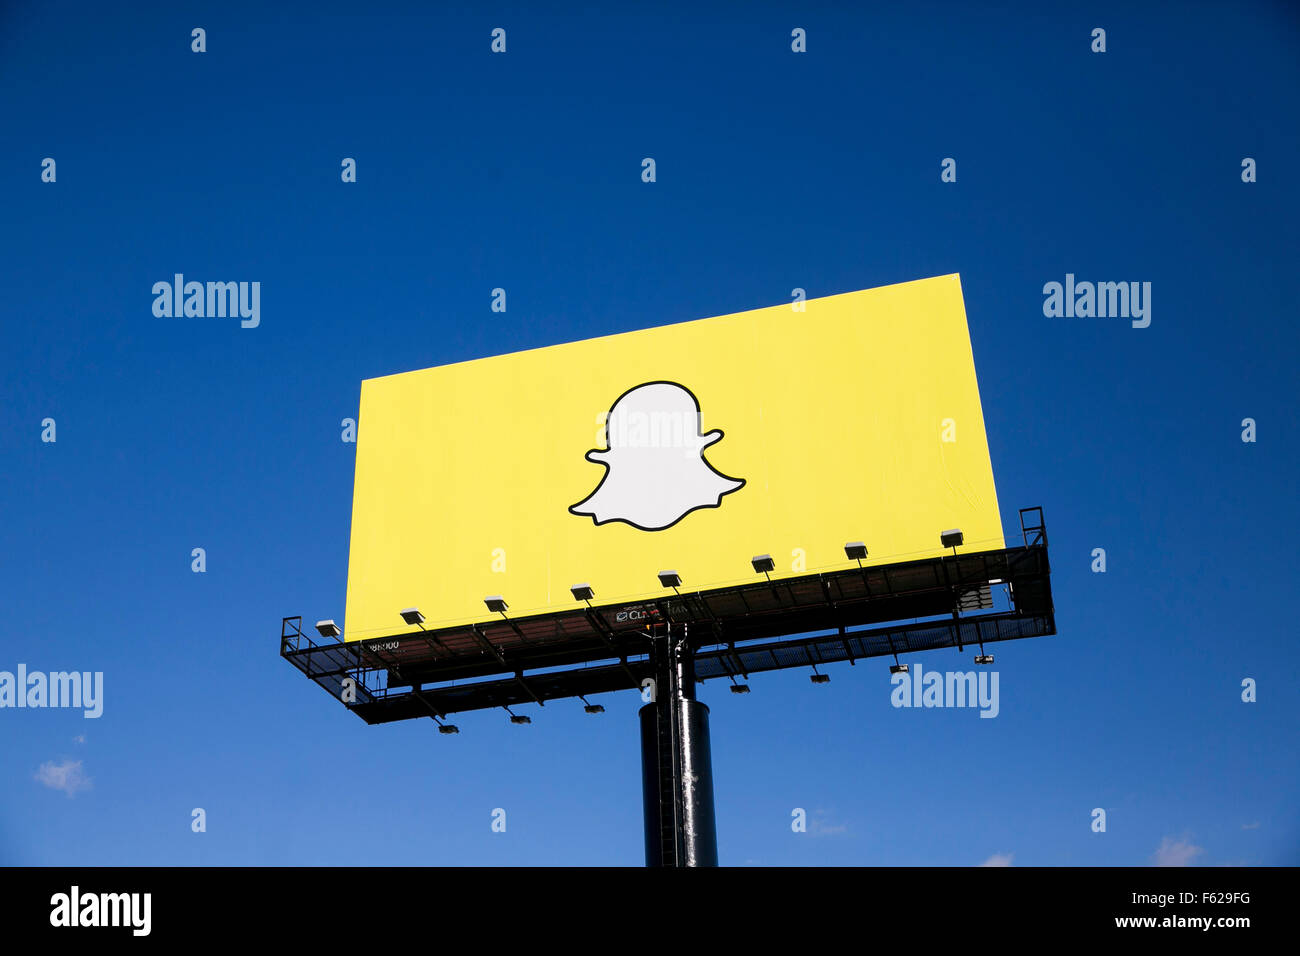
[569,381,745,531]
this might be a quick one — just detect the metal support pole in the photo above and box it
[639,623,718,867]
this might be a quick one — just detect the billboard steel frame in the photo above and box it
[281,506,1055,865]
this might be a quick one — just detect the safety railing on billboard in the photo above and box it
[280,508,1056,723]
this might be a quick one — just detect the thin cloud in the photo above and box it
[979,852,1014,867]
[1151,836,1204,867]
[34,759,91,797]
[1241,822,1261,830]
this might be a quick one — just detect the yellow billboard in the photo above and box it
[343,274,1002,641]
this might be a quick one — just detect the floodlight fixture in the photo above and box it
[810,665,829,685]
[315,620,341,639]
[570,583,595,603]
[484,595,508,614]
[890,663,910,675]
[400,608,426,628]
[974,654,995,665]
[751,554,775,575]
[844,542,868,562]
[438,723,459,735]
[658,570,682,592]
[729,683,750,694]
[579,695,605,715]
[940,528,964,550]
[503,706,531,725]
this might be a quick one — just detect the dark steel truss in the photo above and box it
[281,507,1054,724]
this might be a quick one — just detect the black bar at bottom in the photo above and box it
[0,866,1284,943]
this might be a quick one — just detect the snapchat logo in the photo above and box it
[569,381,745,531]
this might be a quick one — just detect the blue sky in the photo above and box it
[1,0,1297,866]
